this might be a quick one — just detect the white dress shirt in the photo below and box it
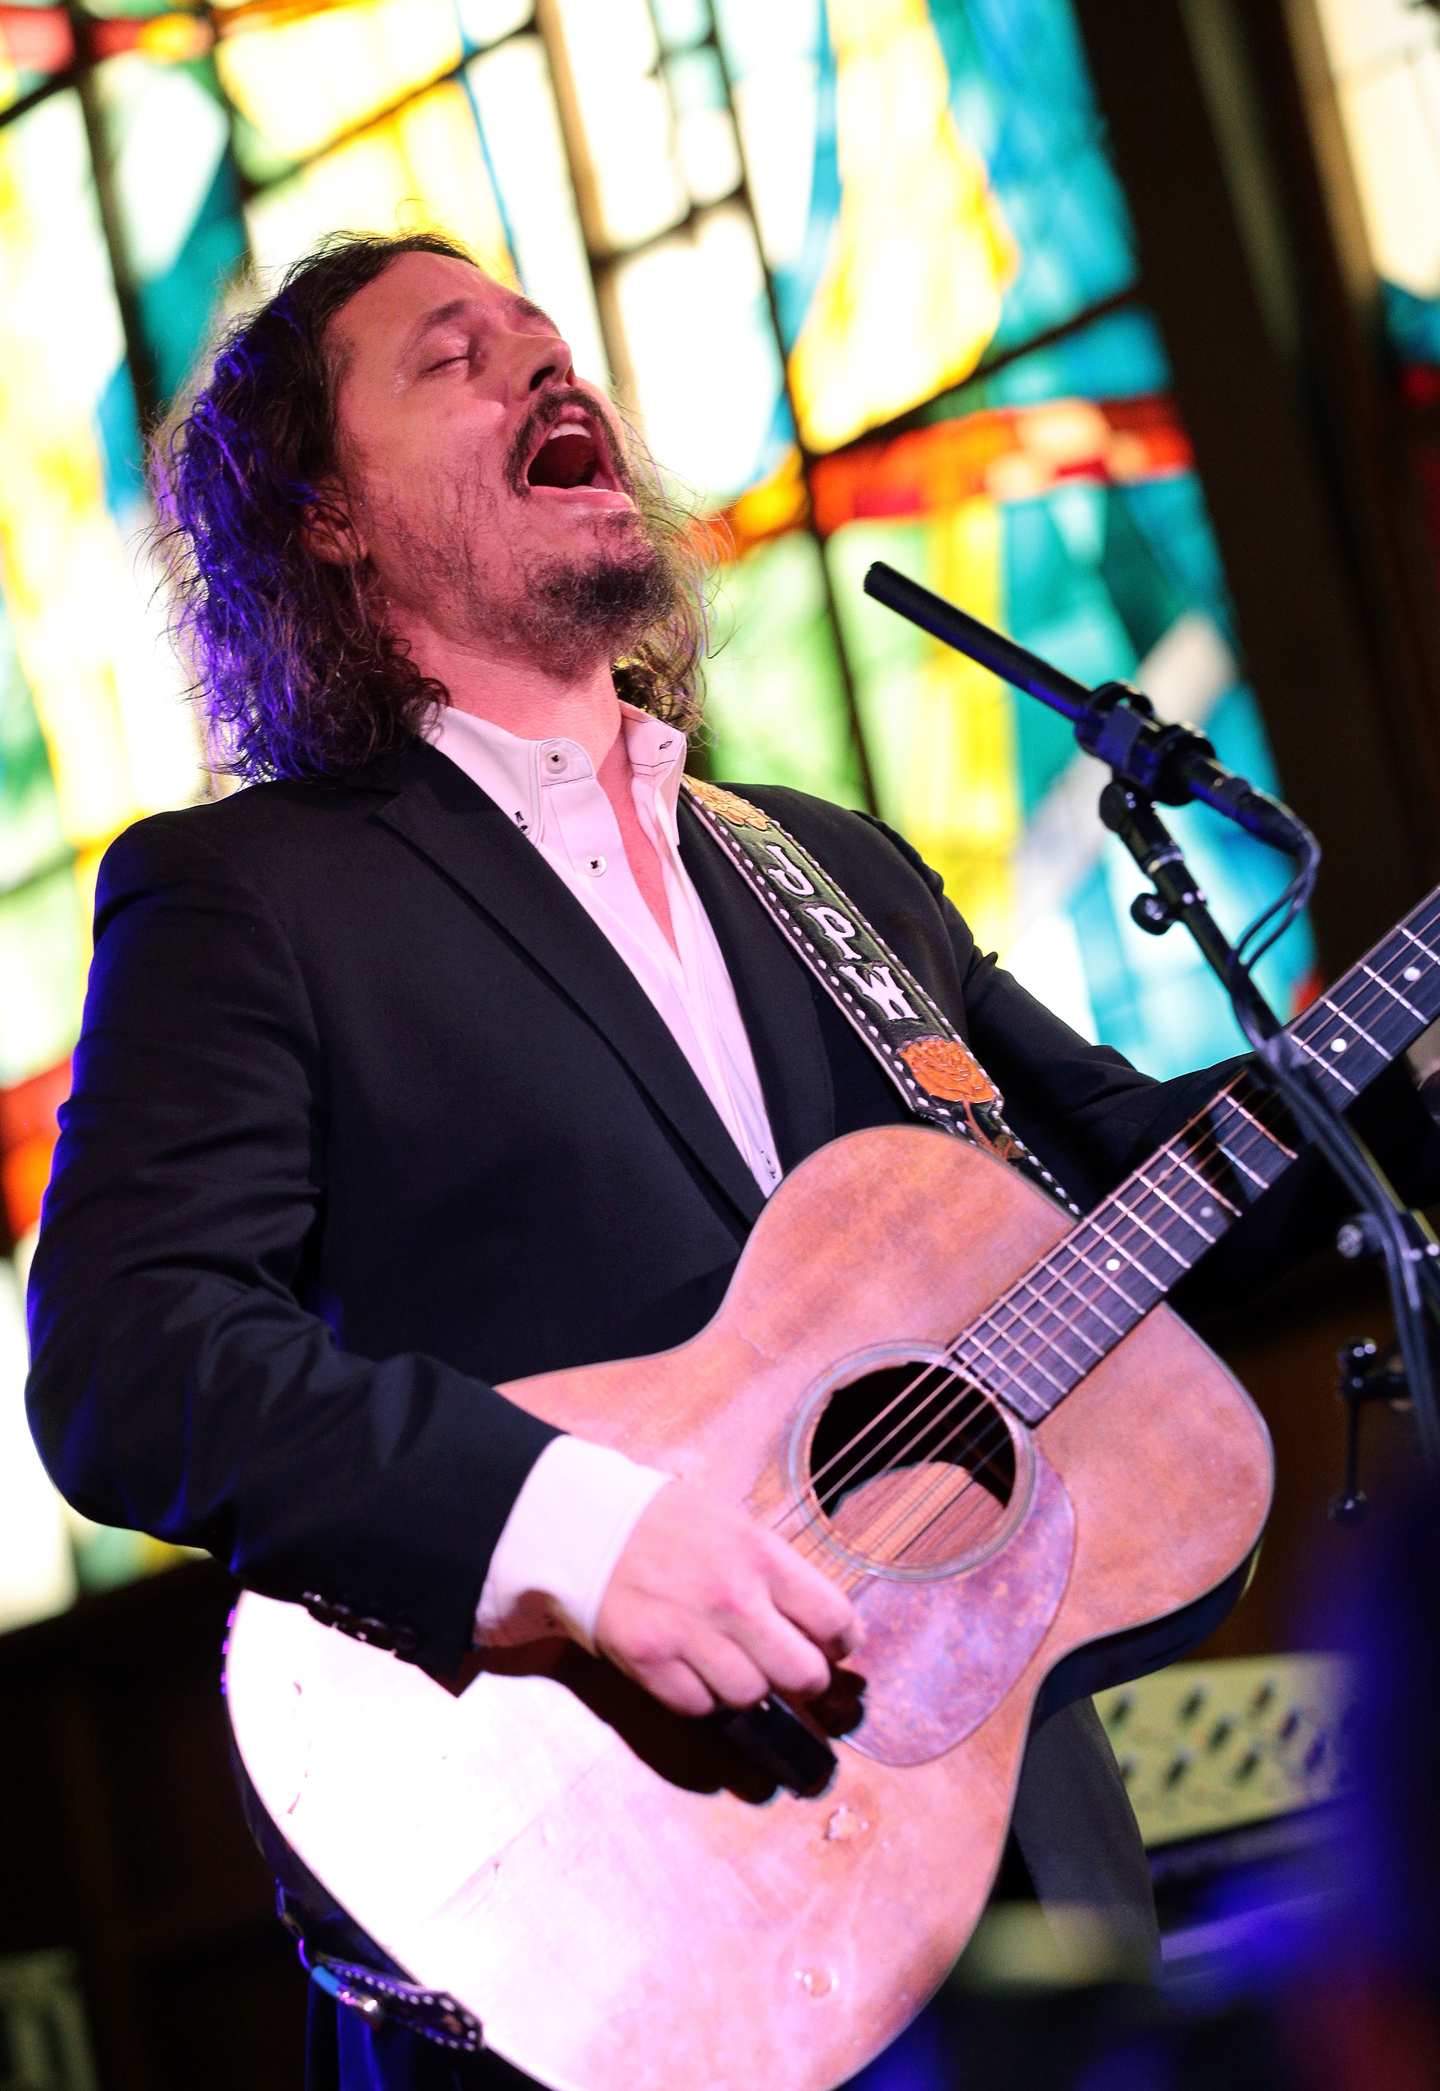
[426,702,782,1648]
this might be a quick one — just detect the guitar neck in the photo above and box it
[962,885,1440,1425]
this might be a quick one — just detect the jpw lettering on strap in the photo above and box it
[763,846,814,898]
[838,965,918,1022]
[681,776,1079,1216]
[804,905,863,960]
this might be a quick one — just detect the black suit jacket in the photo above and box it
[24,739,1434,1680]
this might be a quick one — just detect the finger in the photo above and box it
[729,1606,834,1700]
[624,1654,716,1719]
[761,1537,862,1656]
[688,1635,771,1712]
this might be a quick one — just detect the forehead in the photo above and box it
[330,250,552,370]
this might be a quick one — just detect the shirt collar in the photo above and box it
[427,701,689,843]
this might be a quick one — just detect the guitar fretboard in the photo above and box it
[957,887,1440,1424]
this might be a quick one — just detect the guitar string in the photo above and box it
[775,930,1440,1569]
[793,1063,1296,1507]
[783,918,1440,1567]
[776,1087,1293,1559]
[857,1029,1393,1558]
[783,1080,1312,1553]
[861,923,1437,1493]
[790,1058,1292,1512]
[844,946,1440,1573]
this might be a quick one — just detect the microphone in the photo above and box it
[862,561,1314,860]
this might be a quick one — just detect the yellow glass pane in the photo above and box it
[218,0,463,165]
[611,205,783,504]
[897,498,1019,949]
[548,0,686,253]
[788,0,1016,453]
[0,95,201,856]
[1314,0,1440,298]
[246,79,516,285]
[466,37,608,384]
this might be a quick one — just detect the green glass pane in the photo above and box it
[706,530,863,805]
[822,518,934,825]
[0,594,65,894]
[0,867,87,1088]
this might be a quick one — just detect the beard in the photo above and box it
[361,399,681,680]
[504,517,677,678]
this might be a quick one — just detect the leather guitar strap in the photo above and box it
[683,778,1080,1217]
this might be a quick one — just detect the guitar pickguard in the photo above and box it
[844,1447,1075,1767]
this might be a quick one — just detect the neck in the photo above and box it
[393,610,625,774]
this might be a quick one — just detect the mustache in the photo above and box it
[504,388,635,500]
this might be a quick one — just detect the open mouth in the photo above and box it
[524,411,617,493]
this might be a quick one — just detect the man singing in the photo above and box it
[24,232,1434,2090]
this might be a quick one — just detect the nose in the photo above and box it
[509,323,574,401]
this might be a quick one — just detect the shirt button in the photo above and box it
[544,748,568,774]
[582,855,607,876]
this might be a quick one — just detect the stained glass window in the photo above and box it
[1310,0,1440,587]
[0,0,1314,1625]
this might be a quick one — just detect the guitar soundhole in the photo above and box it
[798,1350,1031,1579]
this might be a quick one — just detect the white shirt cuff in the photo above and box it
[473,1435,674,1651]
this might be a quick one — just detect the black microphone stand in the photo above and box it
[863,560,1440,1480]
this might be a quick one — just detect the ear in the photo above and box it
[302,481,367,566]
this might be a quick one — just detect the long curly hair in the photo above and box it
[151,231,711,780]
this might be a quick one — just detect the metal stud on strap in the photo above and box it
[301,1946,484,2055]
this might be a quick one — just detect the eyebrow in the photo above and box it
[404,293,557,359]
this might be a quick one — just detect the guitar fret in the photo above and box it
[949,881,1440,1426]
[1033,1254,1127,1340]
[986,1293,1092,1383]
[1167,1146,1241,1217]
[1221,1088,1297,1162]
[949,1334,1051,1426]
[1078,1212,1166,1305]
[1399,923,1440,969]
[1065,1235,1149,1318]
[1107,1190,1195,1273]
[1360,962,1422,1021]
[1136,1169,1219,1248]
[1291,1028,1360,1097]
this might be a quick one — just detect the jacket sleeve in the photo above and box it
[863,815,1440,1320]
[24,812,558,1674]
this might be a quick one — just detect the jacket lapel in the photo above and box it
[368,742,766,1225]
[678,795,835,1172]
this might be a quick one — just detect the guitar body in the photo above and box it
[226,1124,1273,2091]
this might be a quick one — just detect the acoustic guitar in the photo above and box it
[225,881,1440,2091]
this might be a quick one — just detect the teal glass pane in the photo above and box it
[932,0,1138,355]
[1384,281,1440,365]
[706,531,864,804]
[952,306,1172,416]
[1067,687,1316,1081]
[97,54,248,408]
